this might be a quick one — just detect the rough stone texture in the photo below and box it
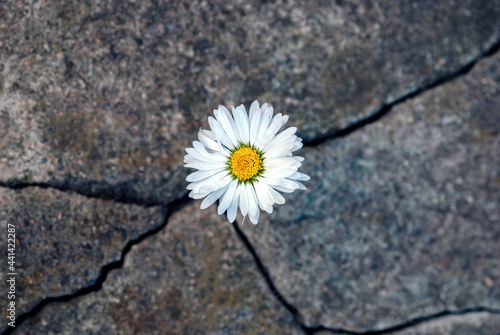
[1,1,500,334]
[1,0,499,205]
[314,313,500,335]
[0,187,163,330]
[241,53,500,330]
[14,202,302,335]
[396,313,500,335]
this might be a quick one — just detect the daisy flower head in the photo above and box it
[184,101,310,225]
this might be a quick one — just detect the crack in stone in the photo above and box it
[232,221,500,335]
[0,178,167,207]
[305,307,500,335]
[231,221,309,333]
[1,40,499,210]
[303,38,500,147]
[1,37,499,335]
[0,193,191,335]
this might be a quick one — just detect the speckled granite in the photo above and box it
[314,312,500,335]
[241,52,500,330]
[1,0,499,205]
[14,202,302,335]
[396,313,500,335]
[316,313,500,335]
[0,187,163,332]
[1,0,500,334]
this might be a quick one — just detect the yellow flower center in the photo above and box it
[229,146,263,181]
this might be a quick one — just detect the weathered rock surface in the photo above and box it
[14,202,302,335]
[241,52,500,330]
[314,312,500,335]
[1,0,500,334]
[397,313,500,335]
[1,0,499,205]
[0,187,163,332]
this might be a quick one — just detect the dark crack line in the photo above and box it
[231,220,310,333]
[0,36,499,335]
[0,178,163,208]
[303,38,500,147]
[1,193,191,335]
[307,306,500,335]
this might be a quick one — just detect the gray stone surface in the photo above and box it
[1,0,499,205]
[14,202,302,335]
[396,313,500,335]
[314,313,500,335]
[1,0,500,334]
[241,53,500,330]
[0,187,163,330]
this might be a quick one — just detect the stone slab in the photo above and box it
[397,313,500,335]
[0,187,163,333]
[315,312,500,335]
[15,201,302,335]
[1,0,499,205]
[241,52,500,330]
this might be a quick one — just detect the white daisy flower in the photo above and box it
[184,101,310,225]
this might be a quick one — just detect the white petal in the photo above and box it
[254,181,273,213]
[262,167,298,179]
[264,136,297,156]
[261,177,302,193]
[254,107,274,149]
[232,105,250,144]
[249,100,260,120]
[215,106,239,148]
[263,142,294,160]
[289,172,310,181]
[265,126,297,142]
[191,142,228,162]
[265,157,302,170]
[186,169,224,182]
[260,181,285,205]
[266,180,298,193]
[208,116,235,150]
[185,148,215,163]
[281,114,289,126]
[246,183,259,219]
[198,129,220,152]
[263,127,297,152]
[189,190,209,199]
[257,181,274,204]
[190,172,231,194]
[218,181,238,215]
[199,129,231,155]
[257,113,283,149]
[248,210,259,225]
[201,129,217,140]
[268,186,286,205]
[227,184,241,223]
[294,181,307,190]
[240,183,249,216]
[249,105,262,146]
[200,183,230,209]
[269,185,294,193]
[292,140,303,152]
[184,161,226,170]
